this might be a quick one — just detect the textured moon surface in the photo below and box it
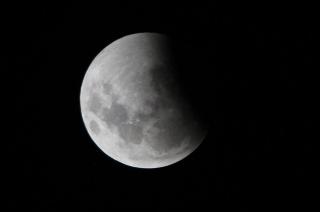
[80,33,207,168]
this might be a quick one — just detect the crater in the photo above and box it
[89,120,100,135]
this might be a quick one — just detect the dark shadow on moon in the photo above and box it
[148,115,190,153]
[149,64,178,99]
[118,123,143,145]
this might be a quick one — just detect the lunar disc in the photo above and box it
[80,32,207,168]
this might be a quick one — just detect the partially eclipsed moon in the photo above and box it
[80,32,207,168]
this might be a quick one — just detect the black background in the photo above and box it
[11,2,316,211]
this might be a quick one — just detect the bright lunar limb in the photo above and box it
[80,32,207,168]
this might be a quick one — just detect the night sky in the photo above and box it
[11,2,316,210]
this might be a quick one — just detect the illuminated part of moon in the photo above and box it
[80,32,207,168]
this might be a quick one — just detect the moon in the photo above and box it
[80,32,207,168]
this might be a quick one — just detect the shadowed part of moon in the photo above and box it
[150,117,188,151]
[149,65,175,97]
[118,123,143,144]
[148,64,188,114]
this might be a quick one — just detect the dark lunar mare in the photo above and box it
[89,120,101,134]
[87,80,145,145]
[101,101,128,127]
[118,123,143,145]
[102,81,113,95]
[87,92,102,114]
[99,95,144,145]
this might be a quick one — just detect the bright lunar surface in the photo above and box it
[80,33,207,168]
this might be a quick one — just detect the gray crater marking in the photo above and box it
[100,99,145,145]
[101,101,128,127]
[89,120,100,135]
[102,81,113,95]
[87,92,102,114]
